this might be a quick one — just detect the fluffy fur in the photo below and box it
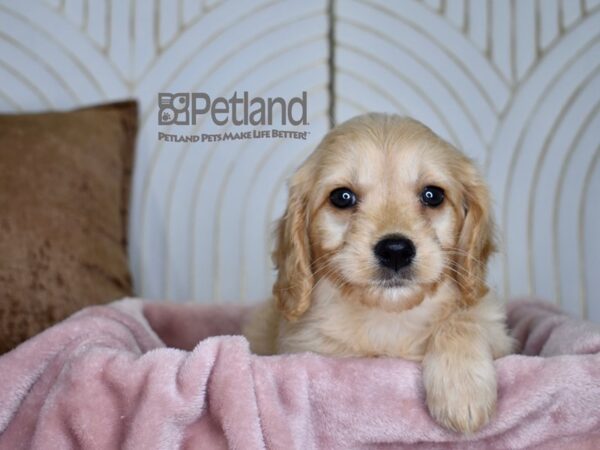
[243,114,514,433]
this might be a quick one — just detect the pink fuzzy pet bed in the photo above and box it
[1,298,599,449]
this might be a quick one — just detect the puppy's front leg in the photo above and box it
[423,311,497,433]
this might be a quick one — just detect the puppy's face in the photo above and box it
[273,114,494,319]
[311,130,457,308]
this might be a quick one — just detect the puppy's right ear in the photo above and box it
[272,175,313,321]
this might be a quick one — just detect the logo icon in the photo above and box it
[158,93,190,125]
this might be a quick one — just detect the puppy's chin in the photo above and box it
[371,282,425,310]
[374,281,416,294]
[375,279,409,290]
[334,275,427,312]
[375,273,412,289]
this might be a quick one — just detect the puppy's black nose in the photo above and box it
[374,235,416,271]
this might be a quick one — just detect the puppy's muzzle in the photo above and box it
[374,235,416,271]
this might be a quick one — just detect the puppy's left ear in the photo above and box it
[454,163,496,307]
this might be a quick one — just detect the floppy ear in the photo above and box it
[272,177,314,321]
[453,168,496,307]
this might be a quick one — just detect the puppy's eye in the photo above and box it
[330,187,357,209]
[421,186,445,207]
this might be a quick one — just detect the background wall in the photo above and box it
[0,0,598,321]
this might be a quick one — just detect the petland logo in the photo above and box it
[157,91,310,143]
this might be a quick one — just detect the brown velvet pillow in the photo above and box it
[0,100,137,353]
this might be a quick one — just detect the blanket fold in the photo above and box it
[0,298,599,449]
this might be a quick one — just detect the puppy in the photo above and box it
[243,113,513,433]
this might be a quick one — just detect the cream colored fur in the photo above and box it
[243,114,514,433]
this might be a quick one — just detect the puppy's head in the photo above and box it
[273,114,495,320]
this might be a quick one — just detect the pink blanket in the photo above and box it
[1,298,599,449]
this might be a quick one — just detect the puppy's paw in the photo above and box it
[423,353,497,434]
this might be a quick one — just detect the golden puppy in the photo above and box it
[243,113,513,433]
